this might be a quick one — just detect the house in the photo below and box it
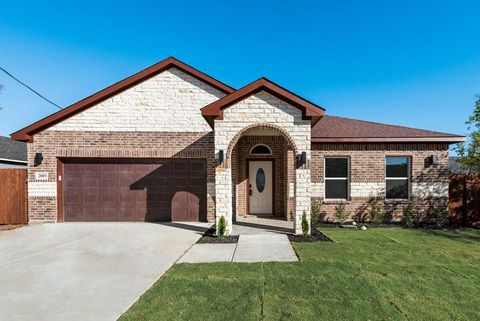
[0,136,27,168]
[11,57,465,234]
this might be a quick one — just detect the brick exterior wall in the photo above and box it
[310,143,450,222]
[231,135,291,220]
[27,130,215,222]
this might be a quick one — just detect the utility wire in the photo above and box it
[0,66,62,110]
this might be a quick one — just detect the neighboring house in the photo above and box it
[449,156,471,174]
[11,57,465,234]
[0,136,27,168]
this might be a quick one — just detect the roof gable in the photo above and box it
[201,78,325,127]
[11,57,235,142]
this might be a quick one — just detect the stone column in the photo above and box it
[215,167,233,235]
[294,168,311,235]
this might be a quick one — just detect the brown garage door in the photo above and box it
[62,159,206,222]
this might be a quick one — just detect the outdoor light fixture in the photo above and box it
[218,150,224,163]
[425,155,438,167]
[297,152,307,166]
[34,152,43,166]
[301,152,307,165]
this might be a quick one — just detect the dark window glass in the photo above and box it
[256,168,266,193]
[325,158,348,177]
[250,145,271,154]
[325,180,348,199]
[386,180,408,199]
[386,157,409,177]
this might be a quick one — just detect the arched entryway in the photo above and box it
[225,123,299,233]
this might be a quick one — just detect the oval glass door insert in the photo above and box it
[256,168,266,193]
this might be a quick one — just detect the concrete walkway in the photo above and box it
[0,222,209,321]
[178,234,298,263]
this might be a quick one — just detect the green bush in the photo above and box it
[369,198,385,224]
[403,202,420,227]
[426,203,448,228]
[301,211,309,236]
[311,201,325,226]
[334,202,349,224]
[217,216,227,237]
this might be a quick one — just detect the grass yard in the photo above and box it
[119,228,480,321]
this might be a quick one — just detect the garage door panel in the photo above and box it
[63,159,206,222]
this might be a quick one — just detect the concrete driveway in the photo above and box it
[0,222,209,321]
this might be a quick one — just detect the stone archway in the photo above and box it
[225,123,299,169]
[227,124,299,228]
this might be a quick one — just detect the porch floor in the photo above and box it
[232,215,294,235]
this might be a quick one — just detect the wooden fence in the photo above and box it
[0,169,28,224]
[449,174,480,228]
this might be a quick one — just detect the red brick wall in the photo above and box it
[311,143,450,222]
[27,130,215,222]
[231,135,292,219]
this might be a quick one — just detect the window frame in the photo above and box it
[324,156,350,201]
[384,156,411,201]
[249,144,273,155]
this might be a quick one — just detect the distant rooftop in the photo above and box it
[0,136,27,162]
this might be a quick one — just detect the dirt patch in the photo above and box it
[0,224,24,231]
[288,226,332,242]
[196,227,239,244]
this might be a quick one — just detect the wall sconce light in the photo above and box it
[425,155,438,167]
[218,150,224,163]
[297,152,307,167]
[34,152,43,167]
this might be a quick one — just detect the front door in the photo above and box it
[248,161,273,214]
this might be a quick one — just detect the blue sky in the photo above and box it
[1,1,479,152]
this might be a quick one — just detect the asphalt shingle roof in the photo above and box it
[0,136,27,162]
[312,115,464,141]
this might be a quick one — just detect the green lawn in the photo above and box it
[119,228,480,321]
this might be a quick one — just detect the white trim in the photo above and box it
[249,144,273,155]
[385,156,411,200]
[0,157,27,164]
[324,156,350,201]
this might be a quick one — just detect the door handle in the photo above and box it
[249,189,252,196]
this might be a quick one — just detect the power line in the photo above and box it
[0,66,62,110]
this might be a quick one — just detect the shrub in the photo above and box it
[426,202,448,228]
[403,202,421,227]
[311,201,325,226]
[369,198,385,224]
[301,211,309,236]
[334,202,349,224]
[217,216,227,237]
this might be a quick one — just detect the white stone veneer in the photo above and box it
[49,68,225,132]
[28,181,57,197]
[214,91,312,234]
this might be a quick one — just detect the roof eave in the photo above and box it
[311,136,466,143]
[11,57,235,142]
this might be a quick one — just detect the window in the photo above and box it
[324,157,349,200]
[385,156,410,200]
[250,144,272,155]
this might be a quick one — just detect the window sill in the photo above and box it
[384,199,410,204]
[322,200,350,205]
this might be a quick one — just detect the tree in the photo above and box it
[455,96,480,173]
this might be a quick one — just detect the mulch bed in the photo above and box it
[288,225,333,242]
[196,227,239,244]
